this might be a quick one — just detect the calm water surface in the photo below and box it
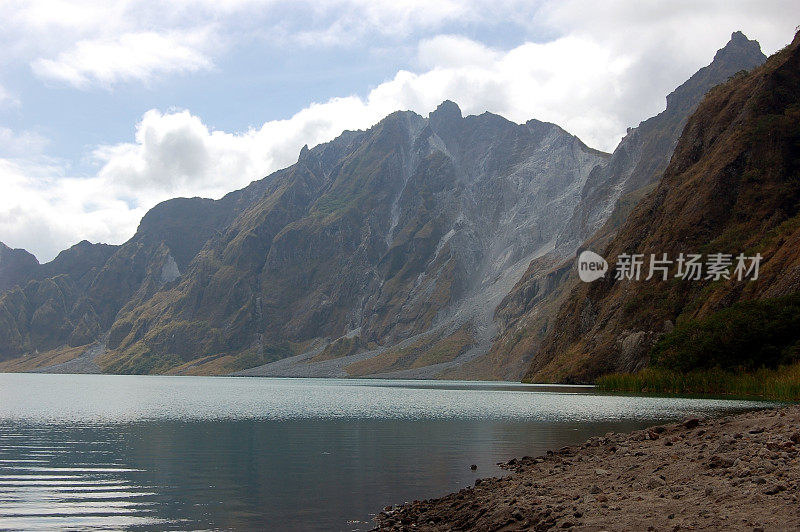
[0,374,773,530]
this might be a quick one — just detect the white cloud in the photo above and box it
[1,0,798,262]
[0,85,20,108]
[31,31,214,88]
[284,0,494,47]
[0,158,145,262]
[543,0,797,56]
[407,35,632,150]
[4,0,534,70]
[416,35,500,69]
[0,127,49,157]
[92,97,401,200]
[540,0,799,126]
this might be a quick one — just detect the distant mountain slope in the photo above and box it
[100,103,606,374]
[557,31,767,251]
[0,177,272,363]
[526,31,800,382]
[450,32,767,381]
[0,103,608,374]
[0,32,773,379]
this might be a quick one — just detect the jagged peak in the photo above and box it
[298,144,311,162]
[664,31,766,113]
[730,30,748,42]
[713,30,763,63]
[429,100,462,123]
[0,241,37,260]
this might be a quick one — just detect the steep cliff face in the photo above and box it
[558,31,766,251]
[468,32,768,381]
[0,102,607,374]
[99,103,606,374]
[526,31,800,382]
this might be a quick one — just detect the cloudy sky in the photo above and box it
[0,0,797,261]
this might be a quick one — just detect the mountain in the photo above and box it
[0,242,39,292]
[102,104,607,375]
[557,31,767,251]
[0,103,608,374]
[0,179,271,365]
[445,32,767,380]
[0,32,772,378]
[525,30,800,382]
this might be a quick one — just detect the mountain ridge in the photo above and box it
[0,31,771,379]
[444,31,767,381]
[525,30,800,382]
[0,102,608,375]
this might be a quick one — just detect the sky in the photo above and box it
[0,1,797,262]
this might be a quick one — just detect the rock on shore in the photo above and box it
[375,405,800,531]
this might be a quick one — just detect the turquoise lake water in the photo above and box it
[0,374,772,530]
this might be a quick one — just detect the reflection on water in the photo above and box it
[0,425,164,530]
[0,374,773,530]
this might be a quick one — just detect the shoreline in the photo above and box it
[596,364,800,403]
[375,405,800,531]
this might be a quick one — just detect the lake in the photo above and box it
[0,374,772,530]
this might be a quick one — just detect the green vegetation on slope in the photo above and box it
[597,295,800,401]
[652,295,800,372]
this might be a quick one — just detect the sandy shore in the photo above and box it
[375,405,800,531]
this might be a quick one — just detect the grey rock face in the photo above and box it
[102,101,609,374]
[361,104,607,340]
[160,254,181,284]
[471,32,768,382]
[556,32,767,253]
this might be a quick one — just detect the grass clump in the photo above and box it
[596,363,800,402]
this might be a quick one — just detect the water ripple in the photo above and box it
[0,426,173,530]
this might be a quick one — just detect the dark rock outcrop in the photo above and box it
[0,242,39,293]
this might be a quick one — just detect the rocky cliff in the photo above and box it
[461,32,768,381]
[0,103,607,374]
[100,104,606,374]
[0,31,776,379]
[525,31,800,382]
